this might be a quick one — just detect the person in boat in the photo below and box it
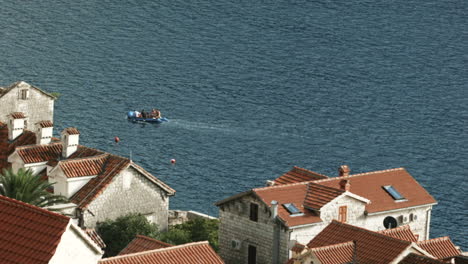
[141,110,147,119]
[152,108,161,119]
[134,110,141,118]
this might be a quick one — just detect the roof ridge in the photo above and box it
[16,141,61,150]
[417,236,451,244]
[328,220,411,245]
[59,153,109,164]
[135,235,173,246]
[292,166,329,178]
[254,180,309,191]
[312,168,406,183]
[102,241,210,261]
[0,195,69,222]
[310,241,354,251]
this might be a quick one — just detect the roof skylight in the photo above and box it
[283,203,303,216]
[383,185,406,201]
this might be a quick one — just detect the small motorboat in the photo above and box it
[127,110,168,123]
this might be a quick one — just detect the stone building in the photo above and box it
[215,166,437,264]
[0,81,176,230]
[0,81,55,127]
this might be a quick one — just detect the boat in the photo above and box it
[127,110,169,123]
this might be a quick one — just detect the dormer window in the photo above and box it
[383,185,406,201]
[283,203,303,216]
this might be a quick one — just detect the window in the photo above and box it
[248,245,257,264]
[20,89,29,100]
[283,203,303,216]
[338,206,347,222]
[249,203,258,222]
[382,185,405,201]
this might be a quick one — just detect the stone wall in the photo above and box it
[168,210,217,226]
[218,194,286,264]
[83,166,170,230]
[0,82,54,126]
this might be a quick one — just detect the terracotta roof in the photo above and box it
[10,112,26,119]
[15,144,104,164]
[63,127,80,135]
[303,183,344,210]
[291,242,305,253]
[274,166,328,185]
[0,194,70,263]
[398,253,446,264]
[84,228,106,249]
[119,235,173,255]
[0,124,36,170]
[99,241,224,264]
[314,168,437,213]
[307,220,412,264]
[417,237,462,259]
[309,241,355,264]
[253,182,322,227]
[15,142,62,163]
[378,225,418,242]
[57,154,108,178]
[37,120,53,128]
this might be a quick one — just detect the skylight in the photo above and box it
[382,185,406,201]
[283,203,302,215]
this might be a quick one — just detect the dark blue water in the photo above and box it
[1,0,466,247]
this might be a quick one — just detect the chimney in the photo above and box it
[338,165,350,177]
[271,200,278,219]
[36,121,53,145]
[266,180,275,187]
[61,127,80,158]
[8,112,26,141]
[339,180,351,191]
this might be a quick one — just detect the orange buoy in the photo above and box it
[170,159,176,164]
[114,136,120,143]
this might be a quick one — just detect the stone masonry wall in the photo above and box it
[218,194,289,264]
[83,166,169,230]
[0,82,54,126]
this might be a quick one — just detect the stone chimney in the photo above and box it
[338,165,350,177]
[61,127,80,158]
[35,121,53,145]
[8,112,26,141]
[271,200,278,219]
[339,180,351,191]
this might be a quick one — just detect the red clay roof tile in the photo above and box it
[274,166,328,185]
[37,120,53,128]
[417,237,462,259]
[10,112,26,119]
[313,168,437,213]
[63,127,80,135]
[304,183,344,210]
[119,235,173,256]
[100,241,224,264]
[310,241,355,264]
[58,154,108,178]
[0,195,69,264]
[398,253,446,264]
[84,228,106,249]
[307,220,412,264]
[378,225,418,242]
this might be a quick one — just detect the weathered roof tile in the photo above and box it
[119,235,172,255]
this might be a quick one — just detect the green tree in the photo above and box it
[159,218,219,251]
[97,213,159,257]
[0,168,68,208]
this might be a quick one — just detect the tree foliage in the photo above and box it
[0,168,68,208]
[97,213,159,257]
[159,218,219,251]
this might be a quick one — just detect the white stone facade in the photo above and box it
[81,166,170,230]
[0,81,54,127]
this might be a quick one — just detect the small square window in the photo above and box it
[383,185,406,201]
